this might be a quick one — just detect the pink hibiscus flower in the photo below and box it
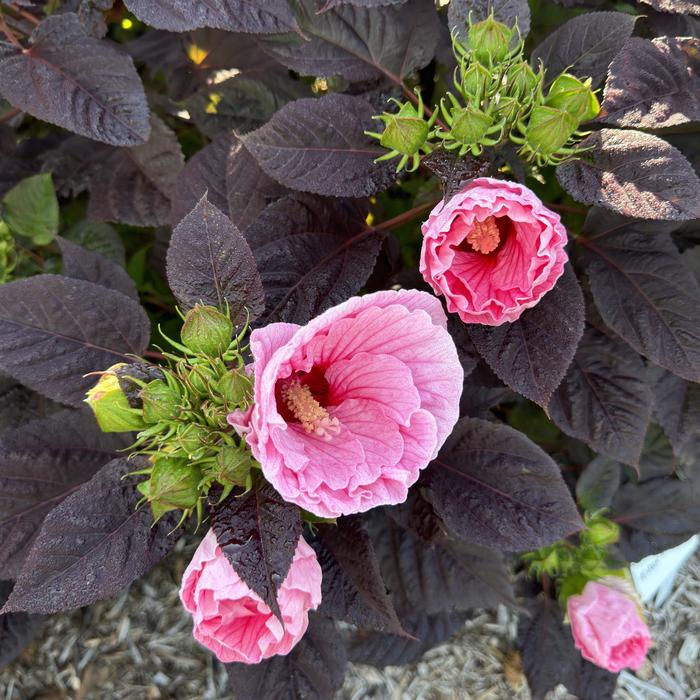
[568,579,652,673]
[228,289,463,518]
[180,529,322,664]
[420,177,569,325]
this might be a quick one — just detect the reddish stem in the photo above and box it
[9,4,40,26]
[0,106,21,123]
[144,350,166,361]
[0,12,22,48]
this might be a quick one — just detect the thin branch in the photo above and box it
[8,3,40,27]
[0,106,21,123]
[144,350,166,361]
[546,202,588,216]
[0,11,23,48]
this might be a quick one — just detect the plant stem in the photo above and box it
[546,202,588,216]
[8,3,40,26]
[144,350,166,361]
[0,12,23,48]
[372,198,441,234]
[0,106,21,123]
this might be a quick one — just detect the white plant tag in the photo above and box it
[630,535,698,606]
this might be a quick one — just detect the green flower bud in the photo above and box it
[217,370,252,408]
[186,364,219,395]
[376,102,431,156]
[141,380,181,424]
[583,518,620,547]
[523,105,578,155]
[460,61,492,101]
[139,456,201,520]
[215,444,255,489]
[545,73,600,123]
[494,95,521,125]
[173,422,210,458]
[115,362,165,408]
[468,16,514,65]
[506,61,538,99]
[450,107,496,144]
[85,365,146,433]
[181,304,233,356]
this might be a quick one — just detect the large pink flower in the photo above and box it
[228,290,463,518]
[420,177,568,325]
[568,580,652,673]
[180,529,322,664]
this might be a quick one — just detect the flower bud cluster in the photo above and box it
[367,13,600,170]
[521,511,624,605]
[0,220,16,284]
[86,304,257,526]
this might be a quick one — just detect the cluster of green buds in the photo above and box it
[0,220,16,284]
[522,512,627,605]
[365,91,437,172]
[86,304,258,527]
[367,13,600,170]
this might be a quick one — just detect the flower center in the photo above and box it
[466,216,501,254]
[280,378,340,440]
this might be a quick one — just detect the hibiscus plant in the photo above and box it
[0,1,699,698]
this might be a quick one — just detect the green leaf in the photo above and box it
[2,173,59,245]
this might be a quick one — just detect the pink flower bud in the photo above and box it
[567,580,652,673]
[179,529,322,664]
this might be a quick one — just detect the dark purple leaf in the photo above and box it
[519,593,617,700]
[0,14,150,146]
[600,37,700,129]
[0,408,130,579]
[421,151,490,201]
[370,515,514,612]
[469,265,584,408]
[384,489,444,544]
[210,481,302,622]
[549,328,652,466]
[0,581,43,670]
[245,193,381,324]
[651,369,700,470]
[580,209,700,381]
[261,0,440,83]
[644,8,700,38]
[638,0,700,15]
[62,220,125,266]
[57,237,137,300]
[557,129,700,221]
[427,418,583,551]
[0,374,58,436]
[242,93,395,198]
[315,517,404,635]
[87,117,184,227]
[612,473,700,561]
[449,0,531,40]
[318,0,405,8]
[346,609,469,668]
[531,12,637,87]
[169,132,287,231]
[225,613,347,700]
[123,0,298,33]
[575,456,621,512]
[187,74,309,139]
[0,275,150,407]
[1,458,180,614]
[167,194,265,325]
[638,424,677,481]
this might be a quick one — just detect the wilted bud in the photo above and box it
[468,16,514,65]
[217,370,252,408]
[141,380,181,424]
[173,422,210,458]
[139,456,200,520]
[85,365,146,432]
[523,105,578,155]
[181,305,233,356]
[545,73,600,123]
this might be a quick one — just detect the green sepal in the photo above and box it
[545,73,600,123]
